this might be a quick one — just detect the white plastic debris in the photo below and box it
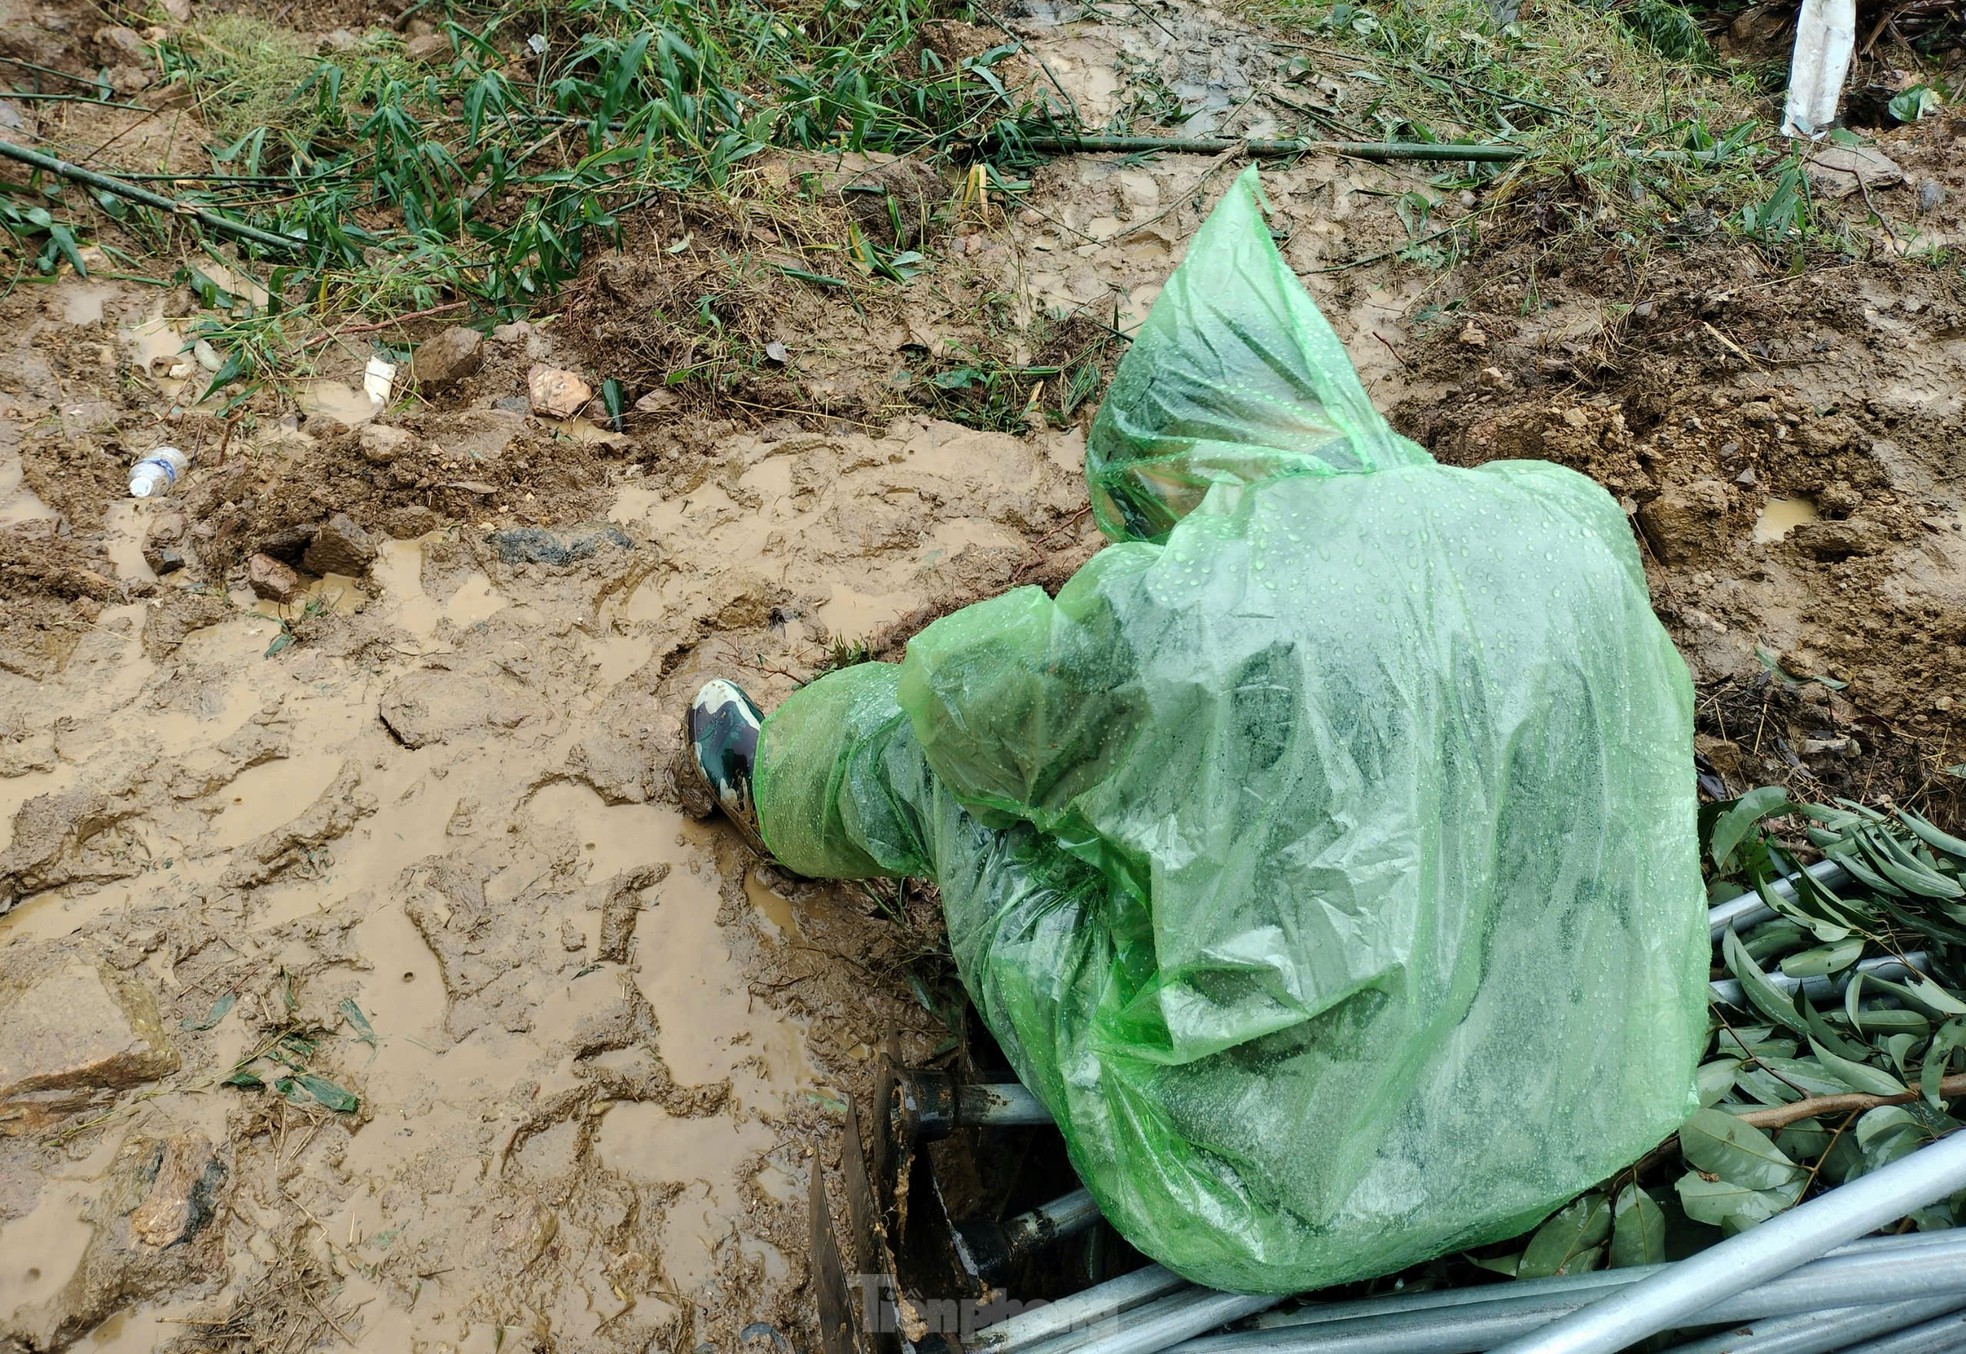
[1782,0,1856,138]
[129,445,191,499]
[363,357,397,410]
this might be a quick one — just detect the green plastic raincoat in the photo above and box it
[754,167,1707,1294]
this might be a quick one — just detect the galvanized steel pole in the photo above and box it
[1482,1129,1966,1354]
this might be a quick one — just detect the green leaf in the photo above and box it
[182,991,237,1031]
[199,349,248,404]
[339,998,377,1048]
[1807,1036,1908,1096]
[292,1073,360,1113]
[265,632,294,658]
[1923,1018,1966,1105]
[224,1068,263,1089]
[1712,788,1796,872]
[1697,1058,1742,1106]
[1681,1107,1805,1190]
[1781,938,1864,979]
[1610,1186,1666,1268]
[1722,928,1807,1033]
[1889,86,1942,123]
[1517,1194,1613,1279]
[1676,1173,1801,1232]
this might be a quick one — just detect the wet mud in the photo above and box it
[5,0,1966,1348]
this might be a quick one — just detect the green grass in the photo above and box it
[1240,0,1871,270]
[3,0,1050,391]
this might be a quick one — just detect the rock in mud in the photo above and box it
[128,1133,224,1247]
[487,524,630,566]
[527,365,592,420]
[1801,144,1903,201]
[0,782,151,910]
[1637,479,1730,565]
[1790,519,1887,561]
[0,948,178,1134]
[13,1130,230,1349]
[359,422,416,464]
[246,552,301,604]
[303,513,377,576]
[141,510,188,575]
[412,327,485,390]
[404,31,450,62]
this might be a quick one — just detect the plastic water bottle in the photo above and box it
[129,446,191,499]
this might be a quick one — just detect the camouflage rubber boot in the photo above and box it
[686,679,769,857]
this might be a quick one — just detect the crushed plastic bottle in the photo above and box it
[129,446,191,499]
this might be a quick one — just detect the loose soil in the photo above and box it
[4,0,1966,1349]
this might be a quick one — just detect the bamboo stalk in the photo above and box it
[0,137,302,254]
[1012,132,1528,162]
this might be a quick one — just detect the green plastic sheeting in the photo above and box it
[753,166,1707,1294]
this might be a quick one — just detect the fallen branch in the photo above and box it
[1012,132,1528,163]
[1733,1073,1966,1131]
[0,137,302,255]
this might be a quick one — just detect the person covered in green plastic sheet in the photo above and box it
[683,167,1709,1295]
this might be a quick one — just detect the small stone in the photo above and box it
[492,395,530,413]
[490,321,533,344]
[359,423,416,463]
[1631,300,1655,319]
[153,547,185,575]
[1800,144,1904,201]
[1458,322,1487,348]
[1919,180,1945,214]
[246,553,301,604]
[1734,468,1757,487]
[94,24,146,61]
[303,513,377,576]
[0,952,178,1134]
[404,31,450,62]
[129,1134,223,1248]
[141,510,187,575]
[412,326,485,390]
[634,389,678,414]
[158,0,189,20]
[764,341,789,364]
[528,365,592,420]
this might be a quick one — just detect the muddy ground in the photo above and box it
[4,0,1966,1350]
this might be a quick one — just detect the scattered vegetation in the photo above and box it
[1242,0,1937,271]
[1459,787,1966,1280]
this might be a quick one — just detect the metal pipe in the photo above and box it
[1708,860,1851,940]
[1055,1289,1280,1354]
[1483,1129,1966,1354]
[1170,1233,1966,1354]
[1244,1230,1965,1334]
[1709,951,1927,1009]
[1840,1305,1966,1353]
[960,1080,1055,1127]
[972,1266,1188,1354]
[1660,1296,1966,1354]
[957,1189,1107,1281]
